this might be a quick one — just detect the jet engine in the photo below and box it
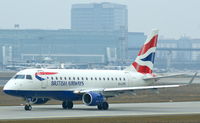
[82,92,105,106]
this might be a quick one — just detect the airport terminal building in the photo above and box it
[0,2,200,71]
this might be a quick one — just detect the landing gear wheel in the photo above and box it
[97,102,109,110]
[97,104,103,110]
[62,101,73,109]
[102,102,109,110]
[24,104,32,111]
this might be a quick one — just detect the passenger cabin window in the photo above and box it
[111,77,114,81]
[82,77,84,80]
[51,77,53,80]
[60,77,62,80]
[14,75,25,79]
[64,77,66,80]
[26,75,32,80]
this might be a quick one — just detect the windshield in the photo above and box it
[14,75,25,79]
[26,75,32,80]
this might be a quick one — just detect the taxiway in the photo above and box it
[0,101,200,120]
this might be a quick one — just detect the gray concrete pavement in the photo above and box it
[0,101,200,120]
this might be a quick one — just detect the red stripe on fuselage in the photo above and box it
[138,35,158,56]
[36,72,58,75]
[132,62,152,74]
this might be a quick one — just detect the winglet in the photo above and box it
[188,72,198,85]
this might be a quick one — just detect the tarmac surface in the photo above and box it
[0,101,200,120]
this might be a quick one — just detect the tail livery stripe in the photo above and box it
[138,35,158,56]
[140,52,155,63]
[132,62,152,74]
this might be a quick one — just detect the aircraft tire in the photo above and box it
[62,101,73,109]
[97,102,109,110]
[67,101,73,109]
[24,104,32,111]
[102,102,109,110]
[97,104,103,110]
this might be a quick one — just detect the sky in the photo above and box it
[0,0,200,39]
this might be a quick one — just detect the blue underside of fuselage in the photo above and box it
[3,90,82,101]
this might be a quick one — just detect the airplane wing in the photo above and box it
[75,84,181,93]
[143,73,188,81]
[74,72,197,95]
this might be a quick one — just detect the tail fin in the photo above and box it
[125,29,159,74]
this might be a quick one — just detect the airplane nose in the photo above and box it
[3,80,17,96]
[3,82,10,94]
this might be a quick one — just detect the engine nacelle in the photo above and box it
[82,92,105,106]
[30,98,50,104]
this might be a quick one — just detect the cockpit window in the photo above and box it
[26,75,32,80]
[14,75,25,79]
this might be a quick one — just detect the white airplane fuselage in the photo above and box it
[4,69,152,101]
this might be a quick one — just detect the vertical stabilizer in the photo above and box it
[125,29,159,74]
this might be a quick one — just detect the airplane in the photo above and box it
[3,29,196,111]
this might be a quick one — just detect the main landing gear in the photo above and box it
[62,101,73,109]
[97,102,109,110]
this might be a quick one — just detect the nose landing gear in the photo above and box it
[24,104,32,111]
[24,98,33,111]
